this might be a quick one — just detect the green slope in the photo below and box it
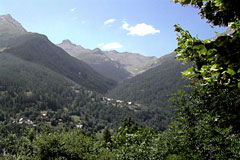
[0,53,130,131]
[3,33,116,93]
[0,52,76,124]
[108,58,190,108]
[89,61,131,82]
[0,52,170,132]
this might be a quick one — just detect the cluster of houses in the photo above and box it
[103,97,132,105]
[16,113,83,129]
[18,118,35,126]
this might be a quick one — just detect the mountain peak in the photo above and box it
[0,14,27,34]
[1,14,12,19]
[61,39,75,45]
[92,48,102,52]
[91,48,104,55]
[58,39,85,51]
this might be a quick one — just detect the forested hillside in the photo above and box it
[4,34,116,93]
[108,57,190,108]
[0,52,171,134]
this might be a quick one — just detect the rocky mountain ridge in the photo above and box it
[58,40,172,81]
[0,14,27,34]
[0,14,117,93]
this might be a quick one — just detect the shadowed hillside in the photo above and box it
[108,57,190,108]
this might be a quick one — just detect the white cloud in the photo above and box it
[104,19,116,25]
[122,21,160,36]
[70,8,76,12]
[97,43,104,47]
[101,42,123,50]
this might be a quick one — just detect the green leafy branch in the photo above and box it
[174,23,240,89]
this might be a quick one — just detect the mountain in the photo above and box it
[58,40,160,81]
[0,15,116,94]
[0,14,27,51]
[155,51,176,66]
[107,54,191,108]
[58,40,131,82]
[106,53,191,129]
[0,52,154,133]
[6,34,117,93]
[0,14,27,35]
[0,14,172,132]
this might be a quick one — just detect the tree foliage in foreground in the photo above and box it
[0,128,114,160]
[174,0,240,26]
[174,0,240,90]
[159,88,240,159]
[160,0,240,159]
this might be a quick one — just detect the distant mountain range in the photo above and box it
[0,14,116,94]
[0,14,177,84]
[58,40,169,81]
[0,14,178,131]
[0,14,189,132]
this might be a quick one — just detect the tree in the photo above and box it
[103,128,112,144]
[173,0,240,90]
[159,87,240,159]
[157,0,240,159]
[111,118,160,160]
[174,0,240,26]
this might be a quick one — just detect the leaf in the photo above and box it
[203,77,212,82]
[207,49,217,56]
[226,68,236,76]
[238,82,240,89]
[182,68,194,76]
[210,64,219,71]
[198,46,207,56]
[238,69,240,73]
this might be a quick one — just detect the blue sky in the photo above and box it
[0,0,227,57]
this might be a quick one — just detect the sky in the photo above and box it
[0,0,227,57]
